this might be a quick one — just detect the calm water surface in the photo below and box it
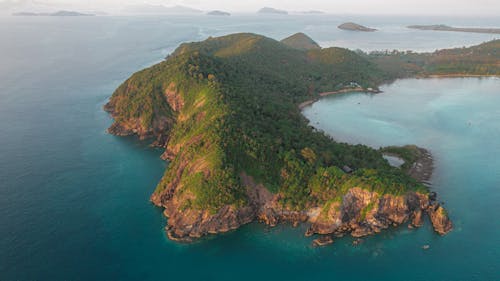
[0,15,499,280]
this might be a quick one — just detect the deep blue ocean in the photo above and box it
[0,15,499,280]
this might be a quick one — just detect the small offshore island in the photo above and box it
[105,32,499,244]
[338,22,377,32]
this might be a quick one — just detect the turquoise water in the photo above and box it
[0,16,499,280]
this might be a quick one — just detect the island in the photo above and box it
[207,10,230,16]
[121,5,202,15]
[105,32,499,244]
[408,24,500,34]
[13,10,94,16]
[338,22,377,32]
[257,7,288,15]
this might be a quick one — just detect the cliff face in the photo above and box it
[258,186,452,239]
[151,168,452,242]
[104,80,175,147]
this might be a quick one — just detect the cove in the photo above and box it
[302,77,500,279]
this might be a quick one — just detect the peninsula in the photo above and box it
[408,24,500,34]
[338,22,377,32]
[105,32,499,243]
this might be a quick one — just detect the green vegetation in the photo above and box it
[107,33,498,213]
[281,32,321,51]
[381,145,422,172]
[367,39,500,77]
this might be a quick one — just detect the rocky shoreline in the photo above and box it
[149,169,452,244]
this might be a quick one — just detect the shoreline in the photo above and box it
[383,148,434,185]
[299,75,500,110]
[299,86,436,185]
[418,74,500,78]
[298,87,381,109]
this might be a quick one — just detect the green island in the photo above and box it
[105,32,499,244]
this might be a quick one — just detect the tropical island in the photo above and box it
[408,24,500,34]
[338,22,377,32]
[105,32,499,244]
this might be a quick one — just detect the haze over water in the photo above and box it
[0,15,499,280]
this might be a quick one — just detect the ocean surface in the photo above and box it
[0,15,499,280]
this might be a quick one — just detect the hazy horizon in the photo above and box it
[1,0,500,16]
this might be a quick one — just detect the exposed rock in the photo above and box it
[312,235,334,247]
[408,148,434,182]
[427,203,453,235]
[352,238,364,246]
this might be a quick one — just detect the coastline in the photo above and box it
[408,25,500,35]
[383,148,434,185]
[300,86,435,184]
[418,74,500,78]
[298,87,381,109]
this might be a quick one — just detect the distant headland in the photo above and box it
[12,10,95,16]
[408,24,500,34]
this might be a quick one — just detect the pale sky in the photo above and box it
[1,0,500,15]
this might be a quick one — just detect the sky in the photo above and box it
[1,0,500,15]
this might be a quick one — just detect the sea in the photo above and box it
[0,14,499,281]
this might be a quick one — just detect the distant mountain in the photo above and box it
[122,5,202,15]
[281,32,321,50]
[258,7,288,15]
[338,22,377,32]
[13,10,94,16]
[207,10,230,16]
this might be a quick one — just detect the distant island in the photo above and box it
[338,22,377,32]
[408,24,500,34]
[207,10,231,16]
[258,7,288,15]
[121,4,202,15]
[13,10,94,16]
